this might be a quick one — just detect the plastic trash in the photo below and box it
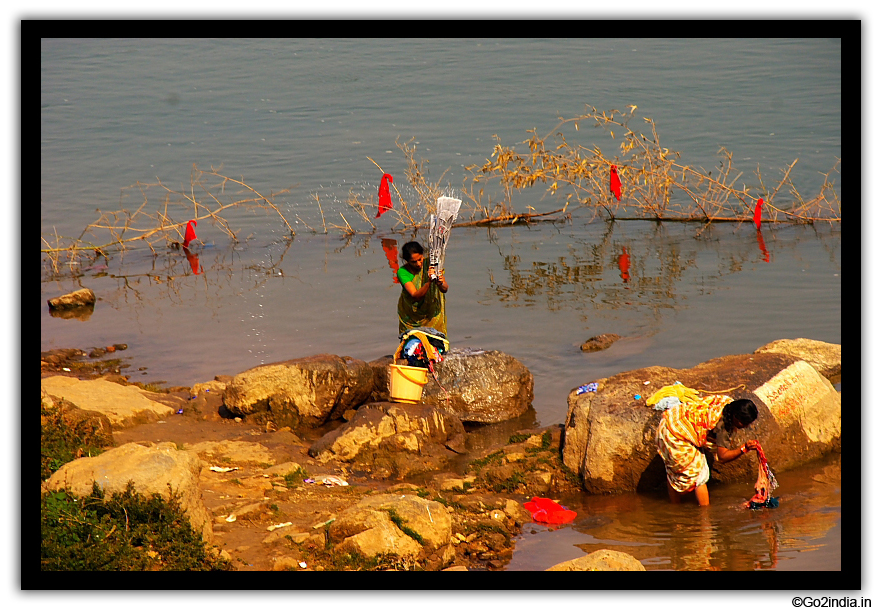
[653,396,682,411]
[316,475,349,487]
[524,497,577,524]
[298,561,307,569]
[210,466,239,473]
[312,518,336,529]
[634,394,642,400]
[576,382,598,395]
[267,522,293,532]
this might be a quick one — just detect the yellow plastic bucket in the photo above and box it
[389,364,429,404]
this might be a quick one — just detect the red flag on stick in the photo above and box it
[183,220,198,248]
[610,165,622,201]
[376,174,394,218]
[753,198,764,230]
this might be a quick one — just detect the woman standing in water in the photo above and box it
[656,396,760,506]
[397,241,448,335]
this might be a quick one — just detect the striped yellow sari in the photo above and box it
[656,394,732,493]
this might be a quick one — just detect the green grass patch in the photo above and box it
[468,449,504,471]
[41,400,113,481]
[382,508,424,545]
[283,466,310,489]
[489,470,526,493]
[41,482,230,571]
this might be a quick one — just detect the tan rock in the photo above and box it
[222,354,375,428]
[47,288,96,310]
[329,493,452,560]
[186,440,275,465]
[43,442,213,542]
[40,376,176,429]
[755,338,841,380]
[546,549,646,571]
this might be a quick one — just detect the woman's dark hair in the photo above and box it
[401,241,424,263]
[722,398,758,434]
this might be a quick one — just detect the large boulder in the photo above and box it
[546,549,646,571]
[371,348,533,424]
[42,442,213,543]
[754,338,841,380]
[562,345,841,495]
[40,376,177,429]
[222,354,375,428]
[308,402,466,478]
[328,493,453,567]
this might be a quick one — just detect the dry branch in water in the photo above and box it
[41,165,295,275]
[42,105,841,275]
[464,105,840,225]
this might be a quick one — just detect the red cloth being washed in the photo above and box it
[524,497,576,524]
[747,442,778,506]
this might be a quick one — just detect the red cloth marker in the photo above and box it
[183,220,198,248]
[610,165,622,201]
[753,198,764,230]
[376,174,394,218]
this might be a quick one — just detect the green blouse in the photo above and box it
[396,264,447,336]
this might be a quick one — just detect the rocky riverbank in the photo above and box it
[40,348,586,571]
[40,336,841,571]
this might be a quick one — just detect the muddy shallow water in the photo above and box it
[508,453,841,572]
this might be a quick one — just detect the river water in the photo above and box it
[40,39,842,577]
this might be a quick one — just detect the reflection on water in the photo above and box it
[507,453,840,571]
[381,237,400,284]
[618,246,631,283]
[756,228,770,263]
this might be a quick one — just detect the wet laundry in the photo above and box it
[747,442,779,509]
